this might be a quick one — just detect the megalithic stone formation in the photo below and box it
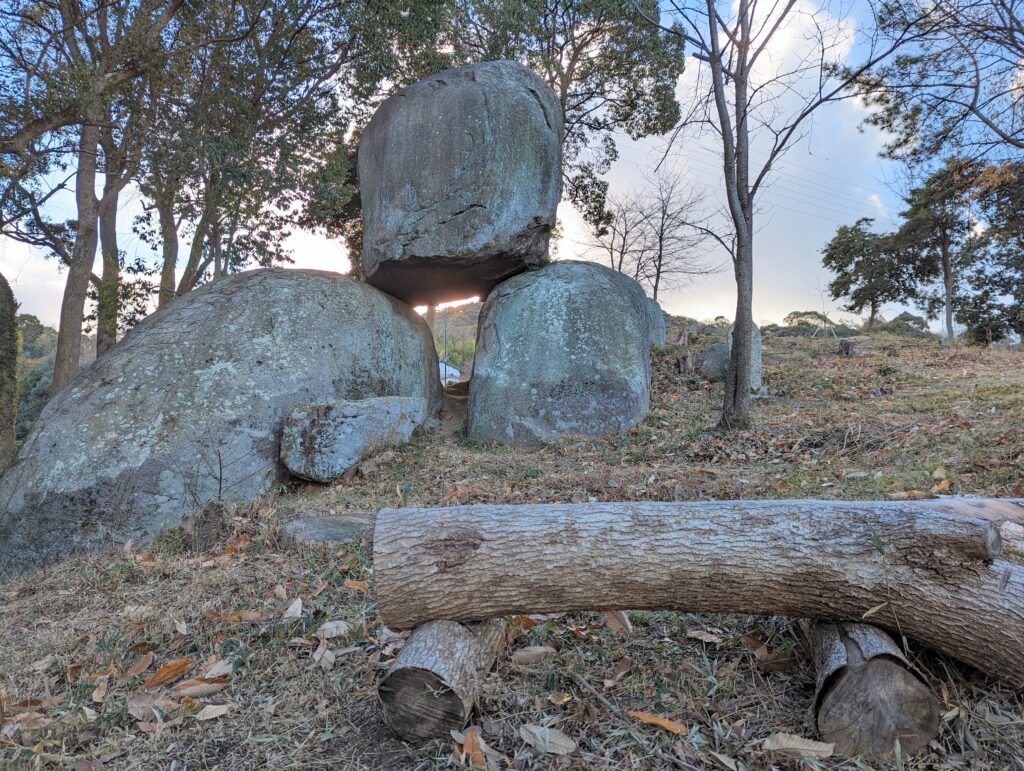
[358,60,563,306]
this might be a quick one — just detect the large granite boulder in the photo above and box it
[646,298,667,348]
[358,60,563,306]
[281,396,427,483]
[0,269,440,572]
[468,261,657,447]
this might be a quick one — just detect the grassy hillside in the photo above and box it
[1,337,1022,768]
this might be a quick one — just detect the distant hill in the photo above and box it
[429,302,481,370]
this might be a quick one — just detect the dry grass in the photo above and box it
[1,336,1023,769]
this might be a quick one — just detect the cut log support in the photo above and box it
[806,621,939,757]
[378,619,508,741]
[373,499,1024,685]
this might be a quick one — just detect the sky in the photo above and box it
[0,3,916,331]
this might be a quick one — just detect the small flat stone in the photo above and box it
[281,512,376,546]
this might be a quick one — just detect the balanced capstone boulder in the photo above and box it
[281,397,427,482]
[358,60,563,306]
[0,269,440,572]
[468,261,657,447]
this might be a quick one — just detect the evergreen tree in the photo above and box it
[822,218,912,331]
[890,158,984,343]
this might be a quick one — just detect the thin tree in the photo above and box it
[637,172,716,301]
[890,157,984,343]
[636,0,938,427]
[586,172,716,298]
[586,192,650,281]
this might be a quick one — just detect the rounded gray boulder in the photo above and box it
[281,397,427,483]
[358,60,563,306]
[467,261,657,447]
[699,323,763,392]
[0,269,440,572]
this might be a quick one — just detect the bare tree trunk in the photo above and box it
[157,196,179,308]
[943,255,955,344]
[379,619,508,741]
[940,223,955,345]
[867,300,878,332]
[806,621,938,757]
[96,189,120,356]
[373,499,1024,685]
[177,183,215,296]
[723,233,753,427]
[96,125,126,357]
[53,115,101,393]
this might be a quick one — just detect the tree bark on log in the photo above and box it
[378,619,508,741]
[373,499,1024,685]
[930,497,1024,555]
[806,621,939,757]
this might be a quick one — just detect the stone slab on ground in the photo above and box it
[281,512,376,546]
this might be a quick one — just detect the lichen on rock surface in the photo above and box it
[281,396,427,483]
[467,261,658,448]
[0,269,440,572]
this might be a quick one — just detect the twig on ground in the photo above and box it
[571,672,701,771]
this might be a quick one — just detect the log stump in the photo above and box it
[807,621,939,757]
[378,619,508,741]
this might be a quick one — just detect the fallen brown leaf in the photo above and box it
[208,609,268,624]
[90,676,109,704]
[29,654,56,672]
[280,597,303,621]
[137,717,183,733]
[604,610,633,637]
[519,724,576,755]
[511,645,556,665]
[687,629,724,644]
[172,677,230,698]
[603,656,632,687]
[144,658,194,689]
[126,652,155,677]
[195,703,232,721]
[203,658,234,678]
[127,691,177,721]
[461,725,487,770]
[627,710,686,735]
[762,732,833,758]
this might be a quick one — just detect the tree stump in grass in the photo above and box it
[808,621,939,757]
[379,619,508,741]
